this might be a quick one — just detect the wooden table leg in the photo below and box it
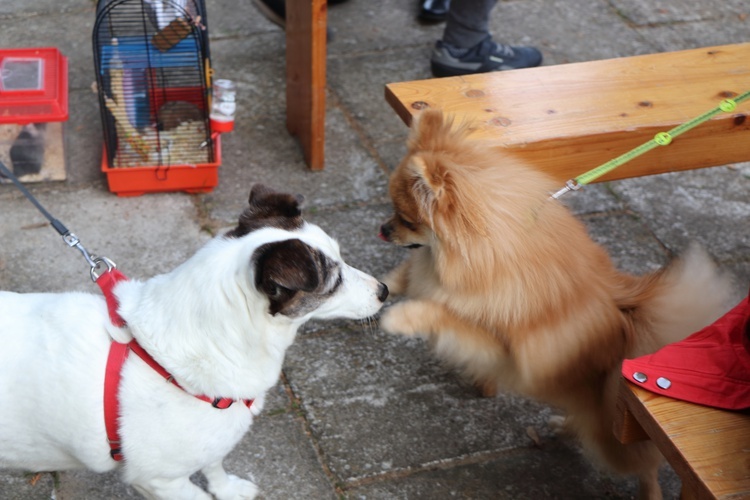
[285,0,327,170]
[614,382,650,444]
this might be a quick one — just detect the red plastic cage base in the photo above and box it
[101,136,221,197]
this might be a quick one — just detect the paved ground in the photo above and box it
[0,0,748,498]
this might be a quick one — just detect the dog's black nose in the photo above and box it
[377,282,389,302]
[378,224,392,242]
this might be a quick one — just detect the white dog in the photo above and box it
[0,184,388,499]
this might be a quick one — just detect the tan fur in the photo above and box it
[379,109,733,499]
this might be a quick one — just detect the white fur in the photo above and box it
[0,222,384,499]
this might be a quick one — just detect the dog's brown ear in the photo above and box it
[247,183,274,204]
[408,109,474,154]
[408,109,447,152]
[408,155,446,203]
[226,185,305,238]
[247,183,304,218]
[407,150,489,243]
[415,108,446,129]
[253,239,321,315]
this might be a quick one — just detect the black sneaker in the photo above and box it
[430,36,543,77]
[419,0,450,23]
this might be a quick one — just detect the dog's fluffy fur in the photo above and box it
[0,184,387,499]
[379,110,732,498]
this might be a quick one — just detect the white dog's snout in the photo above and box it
[328,266,387,320]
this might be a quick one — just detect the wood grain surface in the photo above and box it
[386,43,750,183]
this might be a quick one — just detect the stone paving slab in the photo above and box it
[346,443,682,500]
[283,328,555,484]
[205,106,390,224]
[0,187,207,293]
[0,470,58,500]
[611,0,748,26]
[1,7,97,91]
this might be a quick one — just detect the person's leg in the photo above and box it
[430,0,542,77]
[441,0,497,48]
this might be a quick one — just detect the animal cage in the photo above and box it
[93,0,220,195]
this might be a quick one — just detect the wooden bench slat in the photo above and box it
[385,43,750,183]
[616,382,750,500]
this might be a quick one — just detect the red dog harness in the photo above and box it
[97,269,253,461]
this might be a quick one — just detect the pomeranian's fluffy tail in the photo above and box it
[621,244,734,357]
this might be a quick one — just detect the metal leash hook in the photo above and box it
[62,232,97,268]
[62,231,117,282]
[550,179,582,200]
[63,232,117,282]
[90,256,117,282]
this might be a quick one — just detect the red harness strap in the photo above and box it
[127,340,252,409]
[97,268,127,328]
[98,269,252,461]
[103,340,129,461]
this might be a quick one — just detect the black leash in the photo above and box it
[1,160,70,236]
[0,159,115,280]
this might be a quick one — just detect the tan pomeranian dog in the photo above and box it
[378,109,732,499]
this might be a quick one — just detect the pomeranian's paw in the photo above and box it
[380,301,426,337]
[211,475,258,500]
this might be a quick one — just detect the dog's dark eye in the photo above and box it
[329,272,343,294]
[398,215,417,231]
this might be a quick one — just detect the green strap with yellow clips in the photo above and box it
[551,89,750,199]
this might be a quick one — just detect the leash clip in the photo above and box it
[90,256,117,282]
[550,179,582,200]
[62,232,116,281]
[63,232,97,268]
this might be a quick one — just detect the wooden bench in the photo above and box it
[286,0,327,170]
[384,43,750,499]
[385,43,750,184]
[615,382,750,499]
